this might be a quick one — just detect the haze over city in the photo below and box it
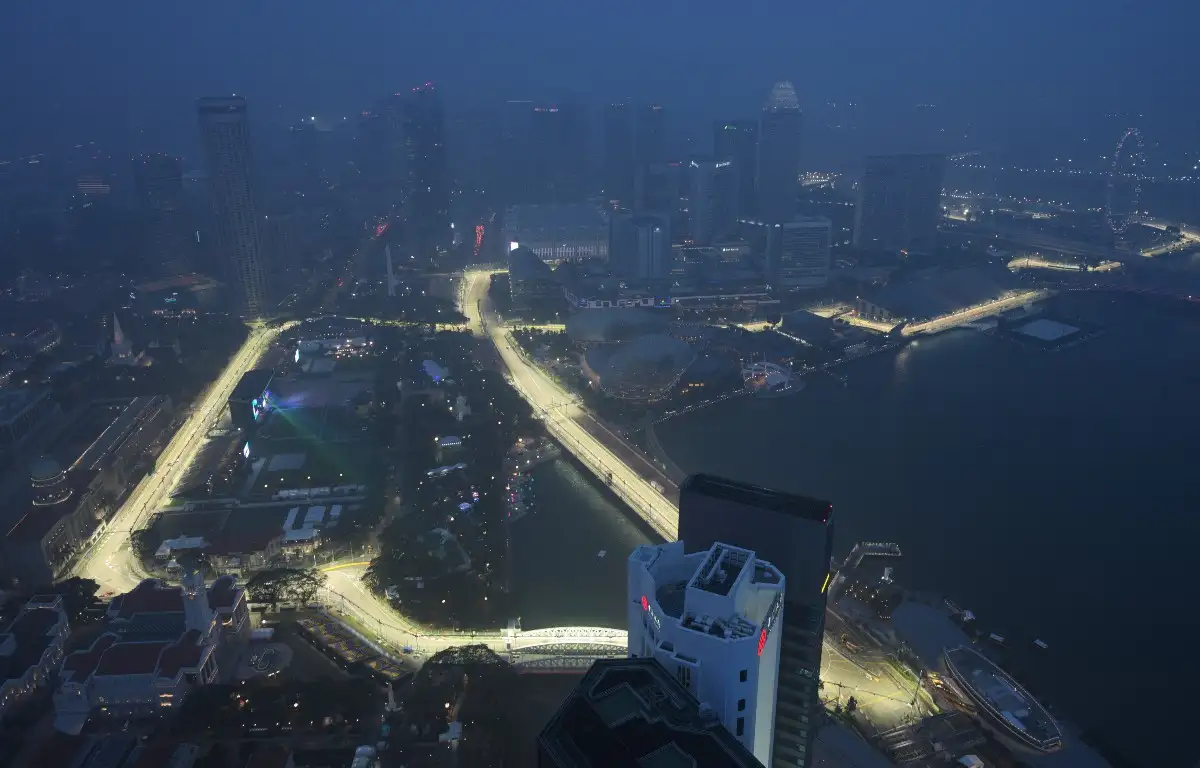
[0,3,1195,768]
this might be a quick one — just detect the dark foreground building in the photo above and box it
[538,657,764,767]
[678,474,833,768]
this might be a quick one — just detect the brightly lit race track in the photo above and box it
[76,322,296,594]
[461,269,679,540]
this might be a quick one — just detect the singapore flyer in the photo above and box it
[1106,128,1145,236]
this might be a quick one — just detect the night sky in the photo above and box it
[1,0,1194,154]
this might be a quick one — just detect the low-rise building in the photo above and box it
[0,594,70,717]
[53,574,248,733]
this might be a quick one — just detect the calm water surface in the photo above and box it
[656,292,1200,766]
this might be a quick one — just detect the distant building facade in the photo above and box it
[690,160,740,246]
[853,153,946,256]
[756,83,803,224]
[770,217,832,290]
[197,97,268,318]
[504,204,609,263]
[714,119,759,218]
[0,594,69,718]
[679,474,833,768]
[627,540,785,764]
[610,212,672,279]
[404,84,452,260]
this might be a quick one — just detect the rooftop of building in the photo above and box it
[539,657,764,768]
[0,387,49,425]
[108,576,241,621]
[230,368,275,401]
[0,597,65,684]
[509,245,557,282]
[244,743,294,768]
[681,474,832,524]
[861,265,1019,321]
[504,203,609,235]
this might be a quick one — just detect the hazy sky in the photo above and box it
[0,0,1194,153]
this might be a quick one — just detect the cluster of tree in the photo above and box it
[245,568,327,610]
[174,677,381,740]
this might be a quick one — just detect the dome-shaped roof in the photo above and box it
[593,334,696,401]
[30,455,64,482]
[566,308,669,344]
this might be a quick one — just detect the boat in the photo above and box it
[941,646,1063,754]
[742,361,797,398]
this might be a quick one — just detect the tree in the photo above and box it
[245,568,327,609]
[40,577,103,625]
[130,529,159,563]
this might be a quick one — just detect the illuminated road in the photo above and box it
[76,322,295,593]
[901,288,1053,336]
[461,269,679,540]
[319,564,627,660]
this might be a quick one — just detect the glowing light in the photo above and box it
[821,572,831,594]
[757,629,767,656]
[641,595,649,612]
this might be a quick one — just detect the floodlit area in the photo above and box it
[462,269,680,540]
[901,288,1053,336]
[76,323,295,594]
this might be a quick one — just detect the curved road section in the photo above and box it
[461,269,679,540]
[76,323,293,593]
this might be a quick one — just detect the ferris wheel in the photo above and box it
[1106,128,1145,236]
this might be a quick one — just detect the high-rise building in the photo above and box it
[678,474,834,768]
[602,102,636,206]
[404,83,452,260]
[635,104,666,168]
[714,119,759,217]
[610,212,672,279]
[852,153,946,256]
[756,82,803,224]
[501,100,536,204]
[197,96,268,318]
[539,657,766,768]
[690,159,740,245]
[767,217,832,290]
[627,540,786,765]
[525,102,591,205]
[133,153,192,277]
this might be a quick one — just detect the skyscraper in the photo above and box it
[853,153,946,256]
[404,83,451,260]
[527,102,591,204]
[714,119,759,218]
[690,159,740,245]
[610,212,672,279]
[768,217,832,290]
[602,102,635,206]
[197,97,268,318]
[133,153,192,277]
[756,82,803,224]
[679,474,834,768]
[627,540,786,764]
[635,104,666,169]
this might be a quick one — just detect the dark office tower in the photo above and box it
[635,104,666,168]
[133,153,192,277]
[756,82,803,224]
[603,102,636,207]
[609,212,672,279]
[678,474,834,768]
[528,103,590,205]
[403,83,452,260]
[714,119,759,217]
[852,153,946,256]
[689,159,739,245]
[501,100,536,204]
[198,97,268,318]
